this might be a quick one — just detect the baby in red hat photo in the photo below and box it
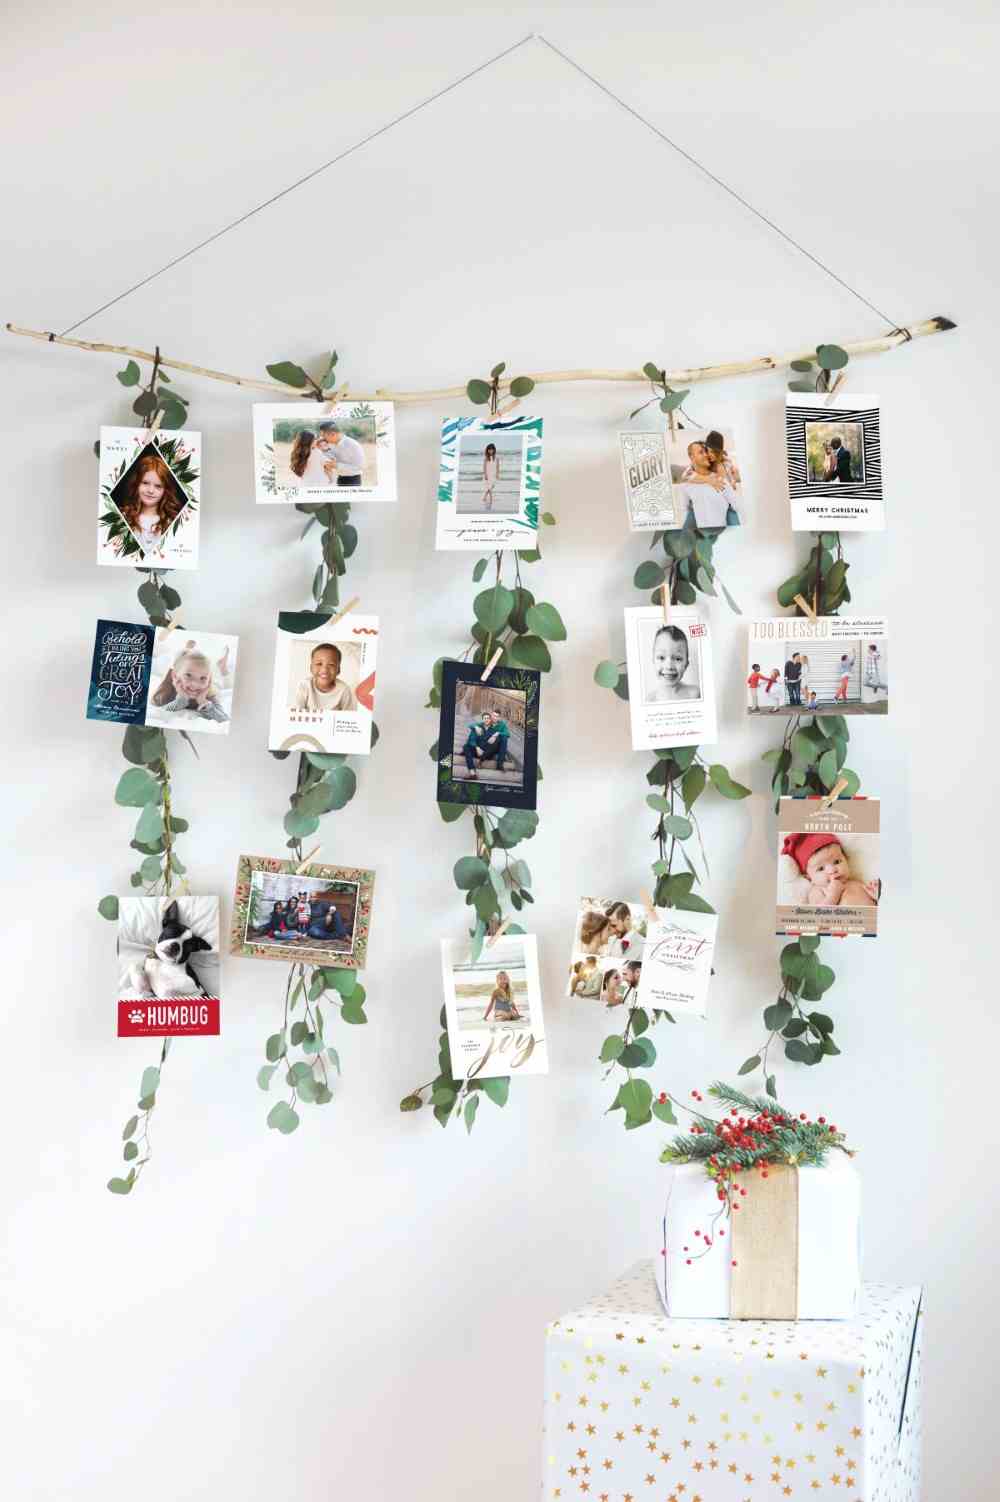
[781,831,879,908]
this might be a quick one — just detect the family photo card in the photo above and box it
[231,855,375,971]
[785,393,884,530]
[268,610,377,755]
[435,414,543,550]
[624,606,718,750]
[746,616,888,718]
[253,401,397,504]
[441,932,548,1081]
[665,425,745,530]
[566,896,650,1008]
[636,909,717,1020]
[98,426,201,570]
[87,622,239,733]
[117,896,221,1037]
[436,661,540,810]
[777,796,881,938]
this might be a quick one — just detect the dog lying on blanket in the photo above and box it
[124,900,213,998]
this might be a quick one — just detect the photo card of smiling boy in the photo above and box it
[435,414,543,550]
[786,393,884,530]
[441,932,548,1081]
[268,610,378,755]
[777,795,881,938]
[435,660,540,810]
[253,401,397,504]
[623,606,717,751]
[86,620,239,735]
[98,426,201,569]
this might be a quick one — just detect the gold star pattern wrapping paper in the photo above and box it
[543,1263,922,1502]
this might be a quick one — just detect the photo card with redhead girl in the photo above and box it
[786,393,884,530]
[268,610,378,755]
[435,414,543,550]
[623,606,717,751]
[440,932,548,1081]
[777,795,881,938]
[253,401,397,504]
[664,425,745,530]
[86,620,239,735]
[98,427,200,569]
[566,897,650,1009]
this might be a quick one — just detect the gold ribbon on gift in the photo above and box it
[730,1164,799,1320]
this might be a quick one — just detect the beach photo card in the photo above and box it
[777,795,881,937]
[436,661,540,810]
[98,426,201,569]
[618,430,678,531]
[231,854,375,970]
[117,895,221,1037]
[268,610,377,755]
[624,606,717,750]
[87,620,239,734]
[637,909,718,1019]
[665,426,745,530]
[786,393,884,530]
[746,616,888,717]
[441,932,548,1080]
[435,414,543,550]
[253,401,397,504]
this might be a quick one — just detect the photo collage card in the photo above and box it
[117,896,221,1036]
[566,897,650,1008]
[785,393,884,530]
[435,414,543,550]
[440,932,548,1081]
[253,401,398,504]
[746,616,888,717]
[624,606,718,750]
[268,610,378,754]
[231,854,375,971]
[98,426,201,570]
[777,796,881,937]
[435,661,540,810]
[87,621,239,734]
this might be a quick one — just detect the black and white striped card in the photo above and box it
[785,394,884,531]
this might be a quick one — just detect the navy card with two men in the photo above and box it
[435,661,540,810]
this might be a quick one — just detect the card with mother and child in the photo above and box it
[777,795,881,937]
[86,620,239,734]
[624,606,718,751]
[268,610,378,755]
[252,401,397,504]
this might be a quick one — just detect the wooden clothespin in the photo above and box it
[490,397,521,423]
[486,916,512,948]
[328,595,360,627]
[660,582,671,625]
[820,777,849,810]
[480,646,503,683]
[793,593,817,621]
[149,410,164,436]
[296,844,322,875]
[824,372,845,404]
[641,890,659,926]
[161,616,181,638]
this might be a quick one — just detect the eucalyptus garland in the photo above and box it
[97,357,195,1193]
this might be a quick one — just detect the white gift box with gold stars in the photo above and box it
[543,1262,922,1502]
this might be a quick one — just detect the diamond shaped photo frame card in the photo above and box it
[97,427,201,569]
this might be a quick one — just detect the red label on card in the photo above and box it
[689,623,707,638]
[118,997,220,1037]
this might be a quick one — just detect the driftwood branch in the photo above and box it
[4,315,956,406]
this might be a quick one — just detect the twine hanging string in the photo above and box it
[46,33,912,341]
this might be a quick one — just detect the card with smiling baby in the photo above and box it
[776,795,881,937]
[623,606,717,751]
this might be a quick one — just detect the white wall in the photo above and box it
[2,4,997,1498]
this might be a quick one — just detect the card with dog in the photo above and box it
[268,610,377,755]
[87,620,240,734]
[777,795,881,937]
[636,909,717,1019]
[566,897,650,1009]
[786,393,884,531]
[117,896,221,1036]
[624,606,717,751]
[746,616,888,717]
[253,401,397,504]
[98,426,201,569]
[435,661,540,810]
[231,854,375,970]
[435,415,543,551]
[441,932,548,1081]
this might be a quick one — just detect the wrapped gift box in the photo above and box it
[658,1155,862,1320]
[544,1262,922,1502]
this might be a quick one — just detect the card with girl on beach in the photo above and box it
[268,610,378,755]
[623,606,717,751]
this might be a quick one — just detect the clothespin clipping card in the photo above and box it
[820,777,849,811]
[824,372,845,404]
[296,844,322,875]
[486,916,512,948]
[328,595,360,628]
[792,593,817,621]
[661,581,671,625]
[490,398,521,422]
[161,617,180,639]
[641,889,659,926]
[480,646,503,683]
[149,410,164,437]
